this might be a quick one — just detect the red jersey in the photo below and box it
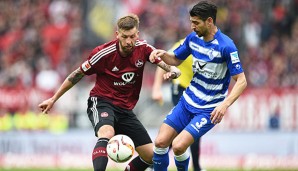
[80,39,160,110]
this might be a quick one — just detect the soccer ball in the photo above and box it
[107,134,135,163]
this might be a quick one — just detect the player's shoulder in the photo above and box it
[88,40,117,59]
[135,39,155,49]
[97,39,117,50]
[216,29,235,47]
[92,40,117,52]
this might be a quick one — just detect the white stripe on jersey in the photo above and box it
[193,58,228,80]
[90,44,116,65]
[192,77,223,90]
[135,40,146,46]
[188,84,228,102]
[91,97,99,125]
[189,41,221,58]
[136,40,155,50]
[183,91,221,109]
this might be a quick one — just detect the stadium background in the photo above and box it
[0,0,298,170]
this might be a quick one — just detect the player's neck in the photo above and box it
[119,44,130,57]
[204,26,217,42]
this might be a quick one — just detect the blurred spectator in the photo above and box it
[0,0,298,128]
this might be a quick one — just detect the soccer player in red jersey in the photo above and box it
[38,14,181,171]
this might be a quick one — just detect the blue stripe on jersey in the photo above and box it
[174,29,243,109]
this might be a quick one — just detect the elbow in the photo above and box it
[242,77,248,90]
[243,81,247,90]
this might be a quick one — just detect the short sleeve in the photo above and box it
[79,47,98,75]
[224,46,244,76]
[173,34,193,60]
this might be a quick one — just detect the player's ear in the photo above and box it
[207,17,213,25]
[116,31,119,39]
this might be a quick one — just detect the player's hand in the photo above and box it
[163,66,181,80]
[38,98,55,114]
[149,49,166,63]
[210,103,228,124]
[169,66,181,79]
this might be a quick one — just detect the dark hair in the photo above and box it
[117,14,140,30]
[189,1,217,24]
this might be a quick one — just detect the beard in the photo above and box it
[123,45,134,54]
[195,28,208,37]
[120,42,135,56]
[196,31,203,37]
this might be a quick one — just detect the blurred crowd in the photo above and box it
[0,0,298,115]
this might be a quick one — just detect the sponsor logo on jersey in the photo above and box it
[82,61,91,71]
[193,60,207,71]
[197,61,207,70]
[230,51,240,64]
[113,72,136,86]
[135,59,144,68]
[122,72,134,82]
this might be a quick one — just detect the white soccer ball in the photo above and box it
[107,134,135,163]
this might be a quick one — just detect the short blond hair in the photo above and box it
[117,14,139,30]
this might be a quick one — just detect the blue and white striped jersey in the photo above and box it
[174,29,244,110]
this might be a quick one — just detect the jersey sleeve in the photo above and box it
[223,45,244,76]
[80,47,98,75]
[173,34,193,60]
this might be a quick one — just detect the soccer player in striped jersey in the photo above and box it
[149,1,247,171]
[38,14,180,171]
[152,39,204,171]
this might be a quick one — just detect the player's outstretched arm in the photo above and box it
[38,67,85,114]
[149,49,182,66]
[152,67,166,103]
[156,61,181,80]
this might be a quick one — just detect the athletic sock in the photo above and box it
[153,146,169,171]
[125,156,151,171]
[174,151,190,171]
[92,138,109,171]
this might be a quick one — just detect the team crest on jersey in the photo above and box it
[207,48,215,60]
[230,51,240,64]
[101,112,109,117]
[135,59,144,68]
[82,61,91,71]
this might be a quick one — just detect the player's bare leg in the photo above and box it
[172,130,193,171]
[153,123,178,171]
